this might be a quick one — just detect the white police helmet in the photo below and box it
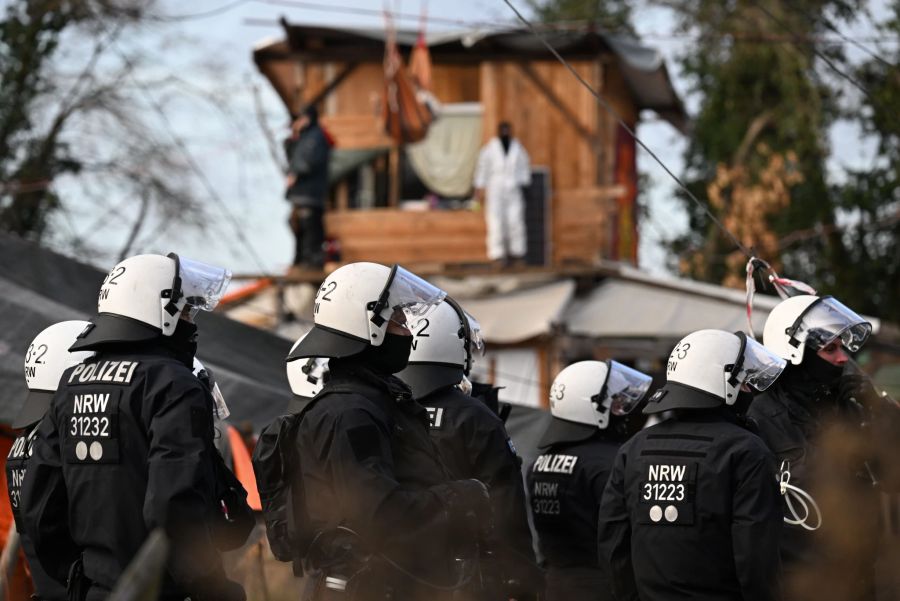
[192,357,230,421]
[644,329,786,414]
[286,333,330,401]
[763,295,872,365]
[71,253,231,350]
[15,320,95,428]
[538,360,653,447]
[397,297,484,398]
[286,262,446,361]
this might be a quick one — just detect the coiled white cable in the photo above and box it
[779,461,822,531]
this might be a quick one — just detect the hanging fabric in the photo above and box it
[744,256,818,339]
[406,103,483,197]
[409,2,433,92]
[382,9,433,145]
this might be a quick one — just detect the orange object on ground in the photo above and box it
[227,425,261,511]
[0,427,36,600]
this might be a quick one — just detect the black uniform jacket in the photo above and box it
[597,409,782,601]
[420,386,540,586]
[6,423,68,600]
[296,361,466,592]
[21,344,229,597]
[527,422,621,601]
[747,372,826,567]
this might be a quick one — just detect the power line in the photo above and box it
[240,0,900,46]
[781,0,895,71]
[498,0,754,260]
[109,45,270,273]
[149,0,251,21]
[749,0,873,101]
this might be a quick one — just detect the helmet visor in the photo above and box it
[385,265,447,321]
[739,337,787,391]
[178,257,232,312]
[605,361,653,416]
[796,297,872,352]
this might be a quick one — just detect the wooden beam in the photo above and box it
[299,62,359,116]
[335,181,349,211]
[388,146,400,207]
[515,61,600,151]
[538,342,551,409]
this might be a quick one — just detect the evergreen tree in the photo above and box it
[832,3,900,320]
[524,0,634,32]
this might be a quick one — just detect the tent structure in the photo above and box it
[0,234,294,431]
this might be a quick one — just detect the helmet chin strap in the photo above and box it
[163,253,184,318]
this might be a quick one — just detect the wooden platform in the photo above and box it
[325,208,488,265]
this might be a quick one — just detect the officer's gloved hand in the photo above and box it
[434,479,494,542]
[191,574,246,601]
[838,374,880,414]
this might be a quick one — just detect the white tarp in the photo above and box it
[565,271,880,339]
[565,278,775,338]
[406,103,483,197]
[461,279,575,344]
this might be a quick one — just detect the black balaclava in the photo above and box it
[608,413,645,441]
[776,347,845,414]
[358,333,413,375]
[162,319,199,367]
[799,349,844,386]
[498,122,512,154]
[732,389,756,416]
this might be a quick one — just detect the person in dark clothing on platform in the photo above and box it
[398,297,543,600]
[284,262,493,601]
[528,359,653,601]
[21,253,250,601]
[286,105,332,269]
[598,329,786,601]
[8,321,94,601]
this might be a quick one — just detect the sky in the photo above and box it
[41,0,895,279]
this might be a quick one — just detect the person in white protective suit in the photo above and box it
[473,121,532,265]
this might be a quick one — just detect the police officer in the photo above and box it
[8,321,94,600]
[284,262,492,601]
[598,329,786,601]
[747,296,876,570]
[528,360,652,601]
[397,298,542,599]
[21,253,248,601]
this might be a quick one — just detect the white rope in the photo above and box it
[779,462,822,531]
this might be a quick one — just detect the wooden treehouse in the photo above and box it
[253,23,686,270]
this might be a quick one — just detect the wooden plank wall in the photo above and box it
[298,62,480,149]
[325,209,488,265]
[480,59,618,264]
[292,57,639,267]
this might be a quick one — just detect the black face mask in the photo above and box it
[499,134,511,154]
[732,389,756,415]
[800,350,844,387]
[164,319,199,366]
[359,333,413,375]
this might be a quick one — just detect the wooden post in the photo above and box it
[538,341,551,410]
[336,180,349,211]
[480,61,498,144]
[388,145,400,207]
